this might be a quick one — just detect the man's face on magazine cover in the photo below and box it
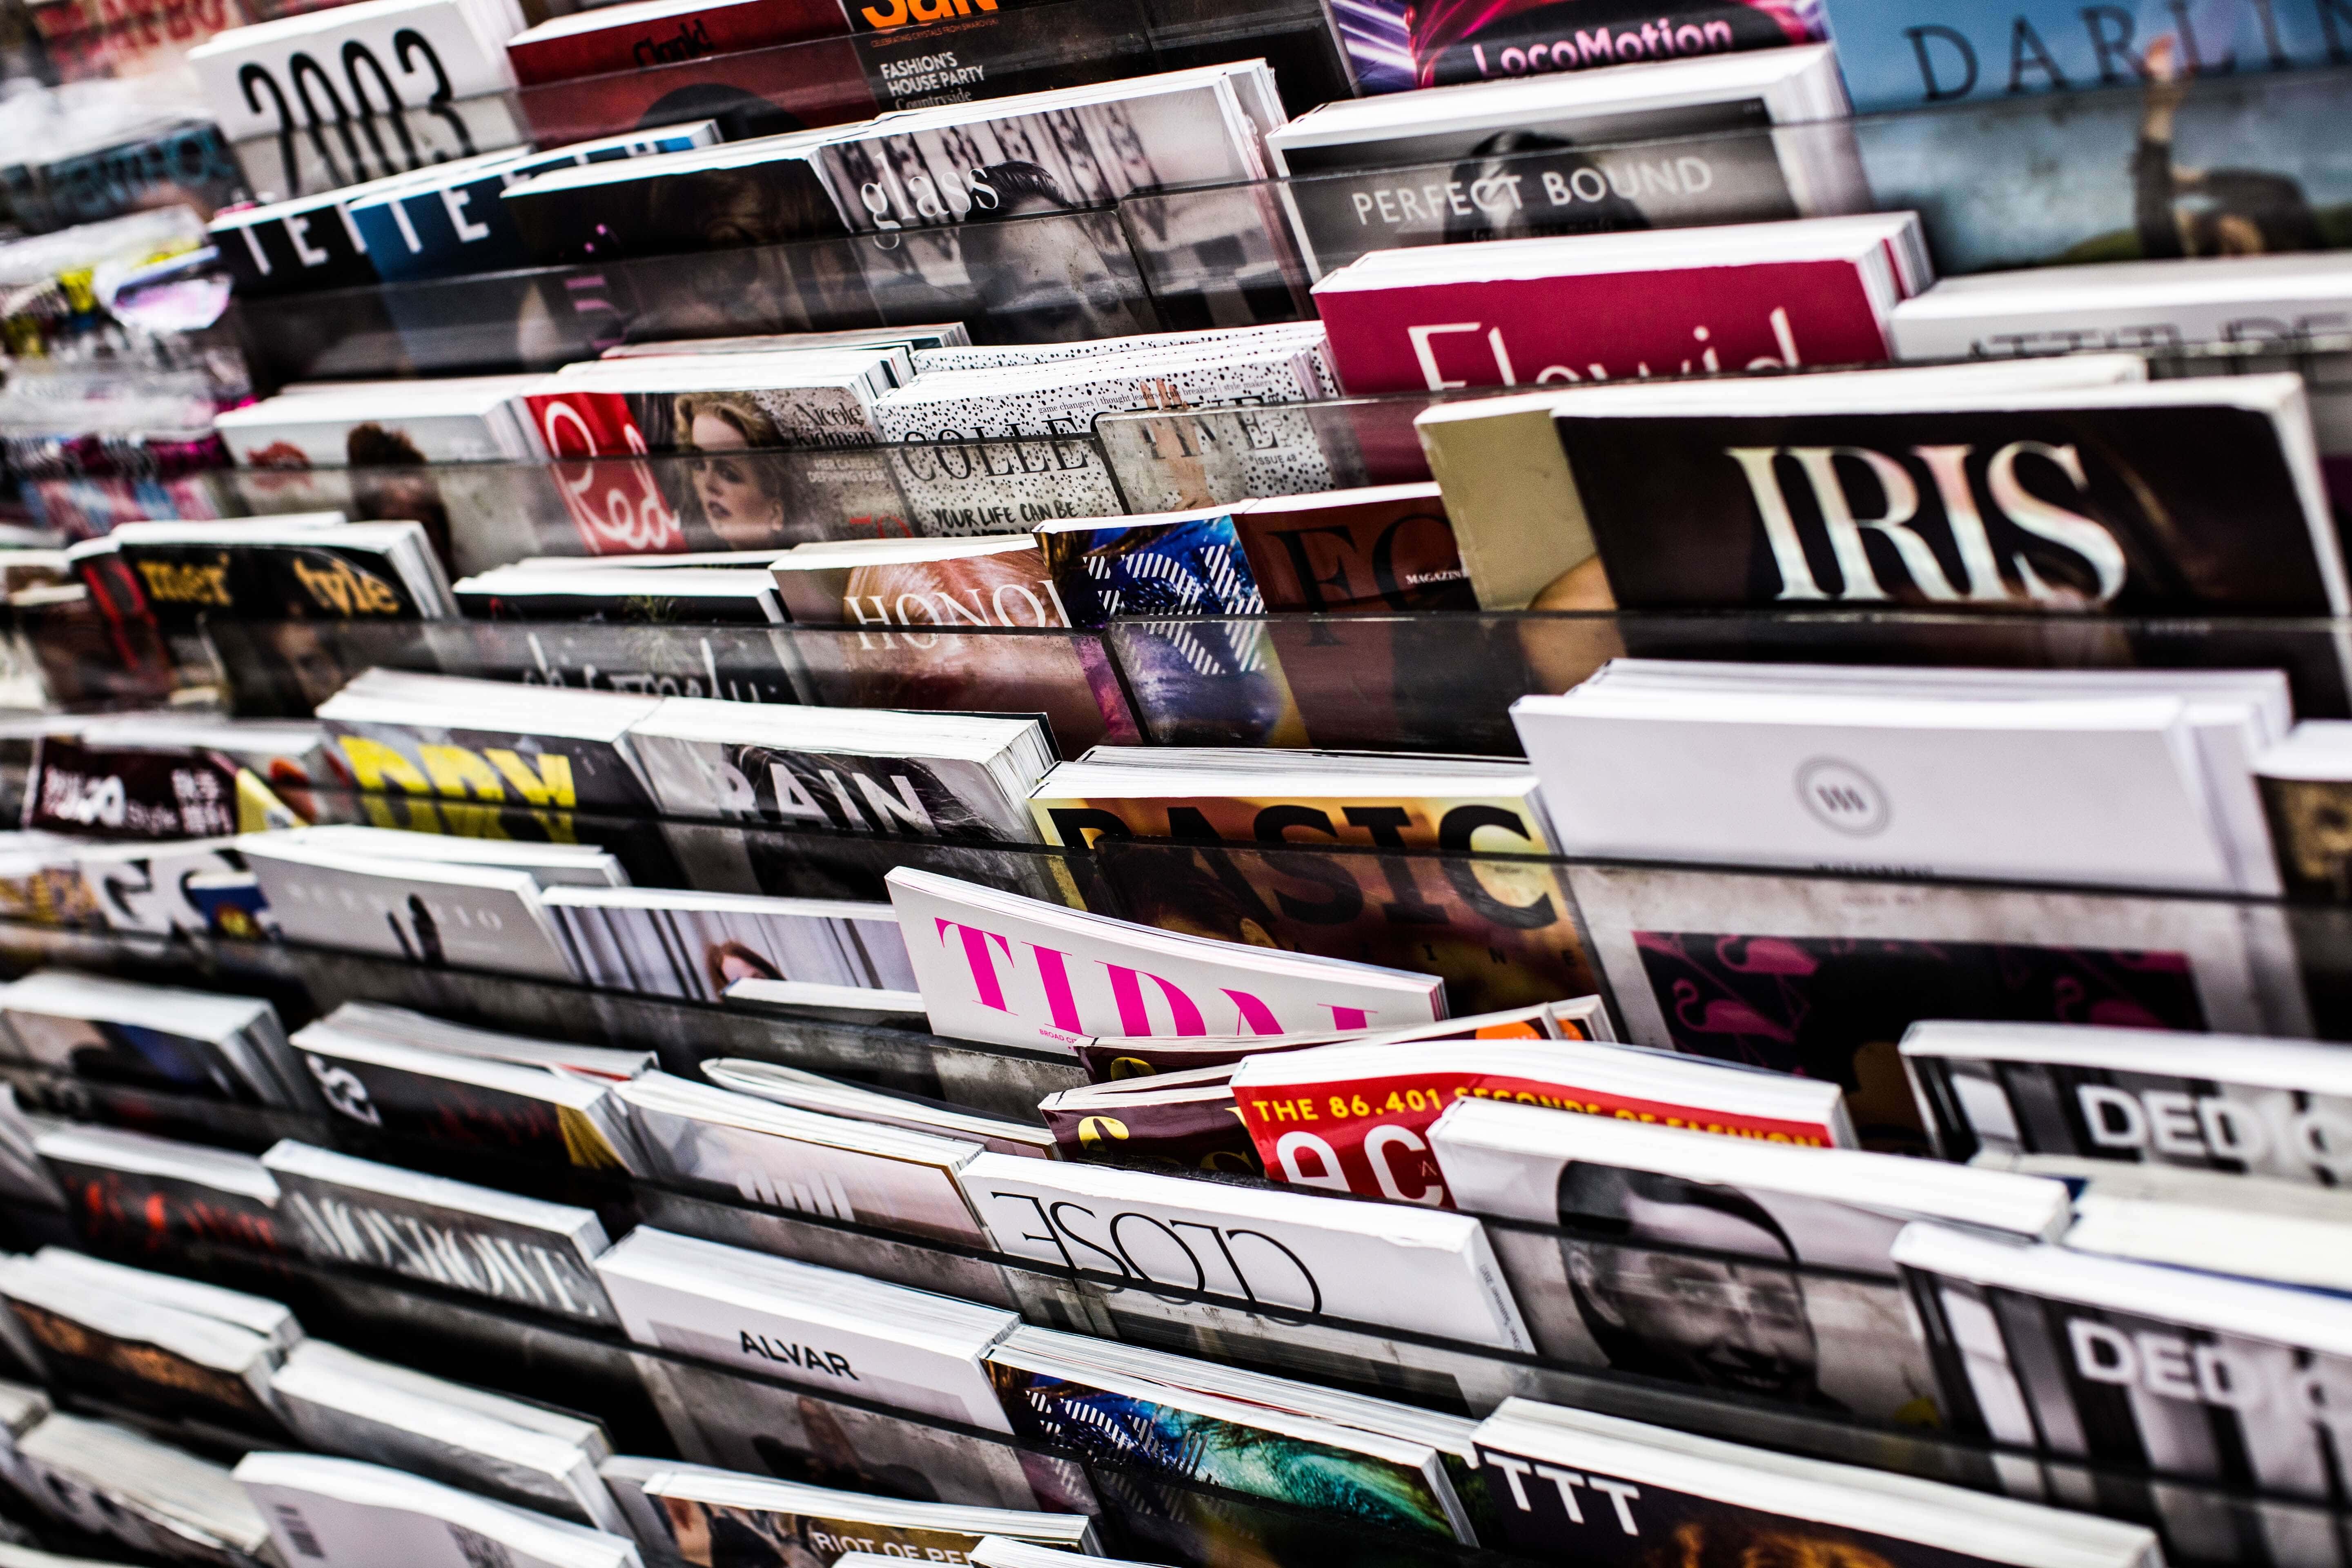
[1566,1194,1820,1401]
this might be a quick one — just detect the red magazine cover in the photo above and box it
[1314,258,1898,396]
[506,0,849,86]
[515,32,879,146]
[1232,1045,1850,1206]
[523,388,690,555]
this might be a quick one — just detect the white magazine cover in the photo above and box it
[239,839,580,982]
[1512,685,2239,894]
[271,1342,623,1532]
[235,1452,642,1568]
[545,888,912,1000]
[885,866,1446,1051]
[19,1413,274,1566]
[613,1072,990,1246]
[191,0,524,145]
[1427,1099,2069,1421]
[592,1228,1018,1431]
[956,1151,1531,1350]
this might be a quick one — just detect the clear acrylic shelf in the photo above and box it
[202,615,1142,756]
[217,440,1133,576]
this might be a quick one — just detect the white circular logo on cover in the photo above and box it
[1796,758,1889,837]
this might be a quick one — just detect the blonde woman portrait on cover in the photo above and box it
[675,390,791,548]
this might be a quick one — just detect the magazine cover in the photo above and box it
[39,1140,287,1258]
[1,1009,264,1106]
[1497,1161,1942,1423]
[1033,788,1553,855]
[1279,105,1812,278]
[1321,0,1817,95]
[1860,63,2352,273]
[1898,1222,2352,1506]
[1823,0,2348,113]
[984,1359,1463,1542]
[321,719,657,814]
[1559,401,2342,615]
[265,1144,619,1325]
[1566,863,2312,1154]
[2,1294,282,1434]
[30,739,313,842]
[819,78,1266,238]
[633,1356,1050,1513]
[641,742,1036,839]
[292,1041,631,1170]
[1236,487,1476,615]
[1084,837,1597,1020]
[1898,1021,2352,1180]
[770,541,1070,628]
[1038,1082,1265,1174]
[1038,512,1302,748]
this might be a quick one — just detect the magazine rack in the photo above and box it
[216,438,1130,576]
[202,614,1142,753]
[229,208,1168,385]
[15,767,2352,1056]
[0,914,1086,1120]
[214,61,2352,384]
[504,0,1345,151]
[1102,607,2352,748]
[1116,63,2352,328]
[1,999,2344,1568]
[1093,327,2352,510]
[185,605,2352,759]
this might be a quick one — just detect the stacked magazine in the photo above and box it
[955,1152,1533,1348]
[215,378,549,468]
[886,866,1448,1049]
[522,348,909,454]
[700,1058,1055,1156]
[621,1467,1097,1561]
[594,1227,1019,1429]
[262,1139,620,1324]
[1470,1398,2160,1568]
[31,1122,284,1252]
[0,969,304,1109]
[16,1411,276,1567]
[1231,1035,1858,1203]
[546,884,914,998]
[1898,1018,2352,1178]
[984,1325,1482,1542]
[453,565,789,624]
[109,517,459,621]
[1267,46,1865,274]
[0,1247,297,1434]
[1313,212,1933,394]
[1513,662,2297,894]
[628,697,1054,839]
[287,1008,648,1171]
[1027,746,1552,851]
[315,668,664,813]
[612,1069,993,1243]
[765,536,1067,628]
[239,829,604,982]
[270,1341,624,1530]
[234,1452,643,1568]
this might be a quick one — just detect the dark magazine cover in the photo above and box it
[1557,403,2336,616]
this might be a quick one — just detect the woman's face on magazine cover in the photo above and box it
[689,416,786,546]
